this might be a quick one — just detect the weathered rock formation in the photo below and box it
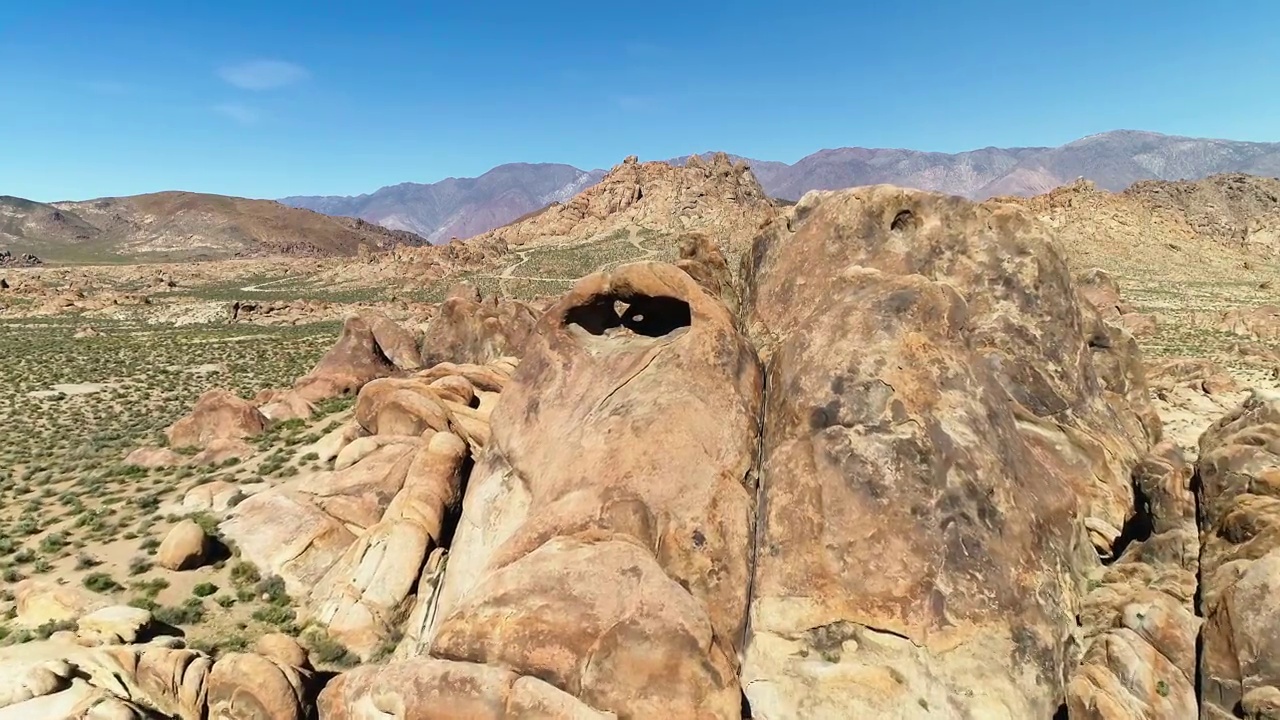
[419,294,538,368]
[737,187,1153,718]
[466,153,775,256]
[1218,305,1280,343]
[0,640,312,720]
[221,357,516,654]
[1075,268,1159,338]
[394,262,763,717]
[1198,393,1280,718]
[289,312,405,403]
[1067,443,1201,718]
[165,389,267,452]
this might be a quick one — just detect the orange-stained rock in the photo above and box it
[428,262,762,718]
[1197,393,1280,718]
[738,187,1152,718]
[291,314,400,403]
[165,389,266,451]
[205,652,309,720]
[419,294,538,368]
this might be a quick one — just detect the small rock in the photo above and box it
[123,446,184,469]
[254,633,311,670]
[156,520,210,571]
[78,605,152,644]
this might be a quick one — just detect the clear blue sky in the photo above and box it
[2,0,1277,202]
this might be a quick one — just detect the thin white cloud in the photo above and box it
[218,60,309,90]
[213,102,260,125]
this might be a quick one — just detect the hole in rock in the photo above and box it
[565,294,692,338]
[891,209,919,233]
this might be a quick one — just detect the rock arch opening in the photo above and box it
[565,293,692,337]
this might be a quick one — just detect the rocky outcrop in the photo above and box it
[221,357,515,638]
[419,294,538,368]
[466,153,775,256]
[1075,268,1158,337]
[165,389,267,451]
[1218,305,1280,343]
[391,262,763,718]
[674,231,740,317]
[290,313,402,403]
[738,187,1153,718]
[1067,443,1200,718]
[0,250,42,267]
[0,641,312,720]
[1197,393,1280,718]
[307,431,469,657]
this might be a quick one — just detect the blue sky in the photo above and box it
[2,0,1278,201]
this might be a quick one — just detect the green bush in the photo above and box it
[83,572,121,593]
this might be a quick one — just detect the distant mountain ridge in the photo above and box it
[280,163,605,244]
[282,130,1280,243]
[0,192,426,263]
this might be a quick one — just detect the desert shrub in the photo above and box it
[83,572,121,593]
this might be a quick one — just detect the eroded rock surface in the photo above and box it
[1197,393,1280,719]
[165,389,267,451]
[1067,443,1200,718]
[419,294,537,368]
[738,187,1152,718]
[407,262,763,718]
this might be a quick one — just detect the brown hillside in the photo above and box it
[0,191,426,263]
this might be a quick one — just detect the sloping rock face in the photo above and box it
[467,153,775,255]
[1197,394,1280,718]
[737,187,1153,718]
[397,263,763,717]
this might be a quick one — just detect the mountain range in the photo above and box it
[279,164,605,243]
[0,192,425,263]
[281,130,1280,243]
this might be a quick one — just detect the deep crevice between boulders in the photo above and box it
[1192,465,1208,716]
[435,452,475,555]
[1104,475,1155,565]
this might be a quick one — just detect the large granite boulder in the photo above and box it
[737,187,1153,718]
[412,262,763,717]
